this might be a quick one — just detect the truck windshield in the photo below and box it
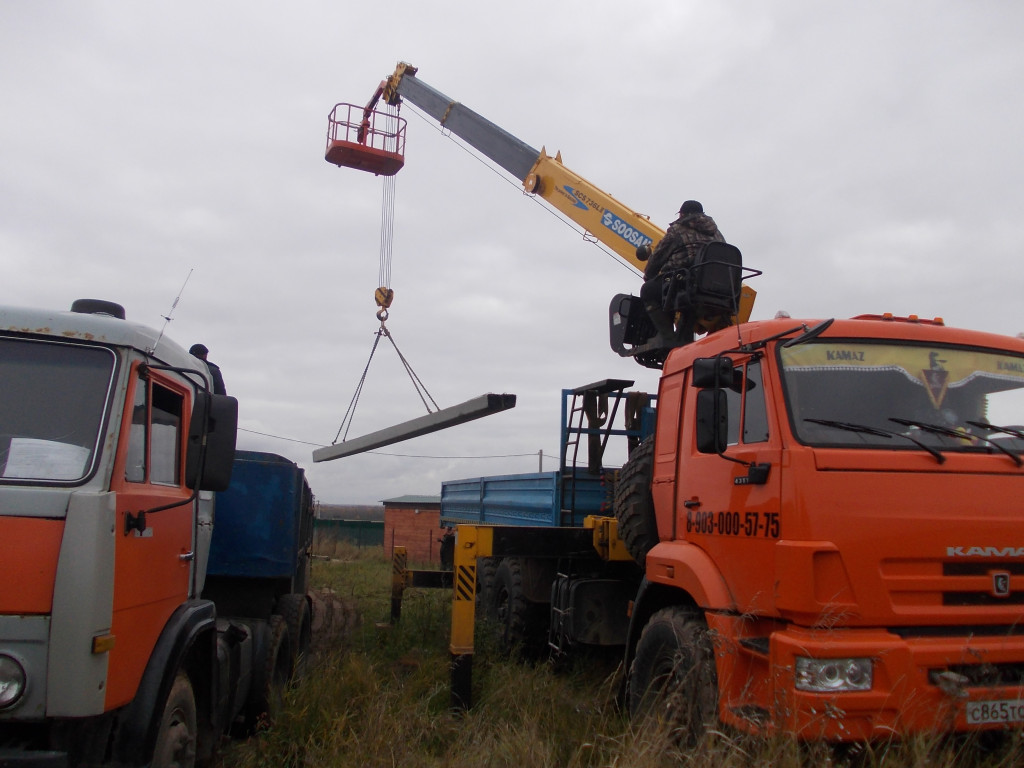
[0,338,117,483]
[780,340,1024,454]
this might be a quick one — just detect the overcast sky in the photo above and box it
[3,2,1022,504]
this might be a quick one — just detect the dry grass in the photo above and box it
[221,550,1024,768]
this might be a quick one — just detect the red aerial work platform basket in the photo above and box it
[325,103,406,176]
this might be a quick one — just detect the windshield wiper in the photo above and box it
[967,421,1024,440]
[741,318,837,353]
[891,418,1021,467]
[781,318,835,347]
[805,418,945,464]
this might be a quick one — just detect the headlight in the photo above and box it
[795,656,872,692]
[0,654,27,708]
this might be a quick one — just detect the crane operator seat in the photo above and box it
[661,241,744,344]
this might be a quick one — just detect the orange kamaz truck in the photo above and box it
[432,313,1024,742]
[334,61,1024,742]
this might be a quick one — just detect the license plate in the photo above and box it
[966,699,1024,725]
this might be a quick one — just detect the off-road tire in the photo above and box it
[477,557,500,612]
[613,434,659,565]
[275,593,312,680]
[245,615,292,730]
[439,530,456,571]
[627,606,719,745]
[151,672,198,768]
[489,557,547,656]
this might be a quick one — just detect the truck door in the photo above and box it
[677,357,782,613]
[106,364,194,709]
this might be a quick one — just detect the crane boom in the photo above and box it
[379,62,661,271]
[332,61,757,368]
[383,63,540,182]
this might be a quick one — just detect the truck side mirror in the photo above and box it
[692,356,733,389]
[186,393,238,491]
[695,388,728,454]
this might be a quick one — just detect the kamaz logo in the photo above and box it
[947,546,1024,558]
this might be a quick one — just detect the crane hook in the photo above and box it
[375,286,395,309]
[375,286,394,323]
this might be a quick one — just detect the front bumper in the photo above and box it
[711,616,1024,740]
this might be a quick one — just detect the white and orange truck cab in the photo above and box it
[0,300,312,767]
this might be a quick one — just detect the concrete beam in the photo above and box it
[313,393,516,463]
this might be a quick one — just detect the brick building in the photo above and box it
[382,495,444,564]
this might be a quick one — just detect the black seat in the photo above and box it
[609,242,755,368]
[663,241,743,318]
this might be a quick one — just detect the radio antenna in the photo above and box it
[150,269,194,352]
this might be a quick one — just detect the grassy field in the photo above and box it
[222,546,1024,768]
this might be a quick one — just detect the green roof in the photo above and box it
[382,495,441,506]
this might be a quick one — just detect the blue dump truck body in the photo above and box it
[441,469,610,527]
[205,450,315,613]
[439,382,655,530]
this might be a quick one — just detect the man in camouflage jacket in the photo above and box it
[639,200,725,344]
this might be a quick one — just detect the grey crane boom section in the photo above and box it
[395,73,540,181]
[312,393,517,463]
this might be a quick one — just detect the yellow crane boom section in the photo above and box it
[523,149,661,271]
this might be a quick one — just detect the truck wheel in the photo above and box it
[439,530,456,571]
[151,672,198,768]
[476,557,499,612]
[276,593,312,680]
[490,557,545,656]
[246,616,293,729]
[614,434,658,565]
[627,606,718,744]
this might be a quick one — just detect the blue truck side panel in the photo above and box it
[207,450,313,583]
[439,384,654,530]
[441,470,609,528]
